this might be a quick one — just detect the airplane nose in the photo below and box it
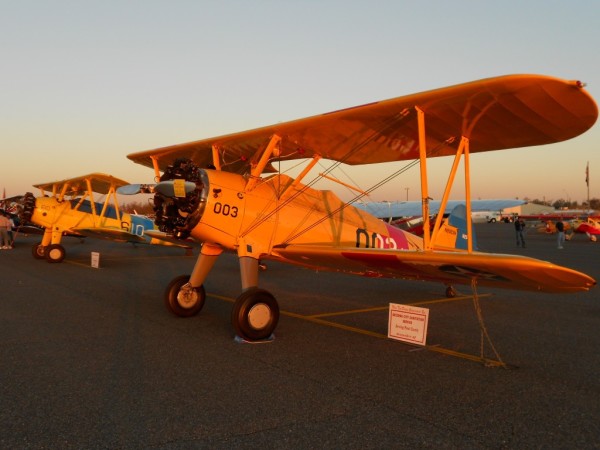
[154,180,198,198]
[18,192,36,223]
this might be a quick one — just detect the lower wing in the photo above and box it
[74,227,193,248]
[273,245,595,293]
[74,227,149,243]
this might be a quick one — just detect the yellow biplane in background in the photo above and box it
[19,173,190,263]
[126,74,598,341]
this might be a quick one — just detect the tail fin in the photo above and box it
[434,204,478,250]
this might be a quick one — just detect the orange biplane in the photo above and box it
[127,74,597,341]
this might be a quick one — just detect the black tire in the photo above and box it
[45,244,66,263]
[231,288,279,341]
[164,275,206,317]
[32,243,45,259]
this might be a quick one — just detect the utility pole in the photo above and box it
[405,187,409,201]
[586,161,590,212]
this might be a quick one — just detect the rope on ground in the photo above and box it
[471,279,508,368]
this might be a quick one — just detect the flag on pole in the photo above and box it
[586,162,589,187]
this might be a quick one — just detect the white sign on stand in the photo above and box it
[388,303,429,345]
[91,252,100,269]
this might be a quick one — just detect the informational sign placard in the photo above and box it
[388,303,429,345]
[91,252,100,269]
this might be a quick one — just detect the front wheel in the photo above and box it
[45,244,65,263]
[231,288,279,341]
[32,243,45,259]
[164,275,206,317]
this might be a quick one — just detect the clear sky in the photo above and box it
[2,0,599,205]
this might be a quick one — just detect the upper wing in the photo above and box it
[273,245,595,293]
[127,75,597,172]
[34,173,131,195]
[356,199,526,218]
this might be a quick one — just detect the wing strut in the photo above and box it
[417,107,474,253]
[212,145,222,171]
[84,177,99,219]
[150,156,161,182]
[280,155,321,199]
[245,134,281,192]
[463,138,473,253]
[430,137,463,242]
[417,107,431,249]
[424,136,474,252]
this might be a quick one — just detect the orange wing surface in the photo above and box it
[273,245,595,293]
[127,74,597,172]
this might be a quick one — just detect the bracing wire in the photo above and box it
[471,279,507,368]
[240,110,413,238]
[280,138,452,246]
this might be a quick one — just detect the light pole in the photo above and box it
[405,187,409,201]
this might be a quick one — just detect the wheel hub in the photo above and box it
[247,303,271,330]
[177,284,198,309]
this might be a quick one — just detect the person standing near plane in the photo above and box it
[0,211,11,249]
[515,216,526,247]
[556,219,565,249]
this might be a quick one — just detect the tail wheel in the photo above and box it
[445,285,458,298]
[46,244,66,263]
[231,288,279,341]
[32,243,46,259]
[164,275,206,317]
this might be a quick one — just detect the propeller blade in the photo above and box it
[154,180,197,198]
[117,184,155,195]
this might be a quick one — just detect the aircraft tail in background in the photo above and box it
[433,204,478,251]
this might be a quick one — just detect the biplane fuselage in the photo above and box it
[194,171,421,255]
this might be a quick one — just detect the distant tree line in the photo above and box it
[526,197,600,210]
[121,196,600,217]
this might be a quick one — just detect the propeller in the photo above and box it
[116,184,155,195]
[153,180,198,198]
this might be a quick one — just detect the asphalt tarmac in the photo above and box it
[1,223,599,449]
